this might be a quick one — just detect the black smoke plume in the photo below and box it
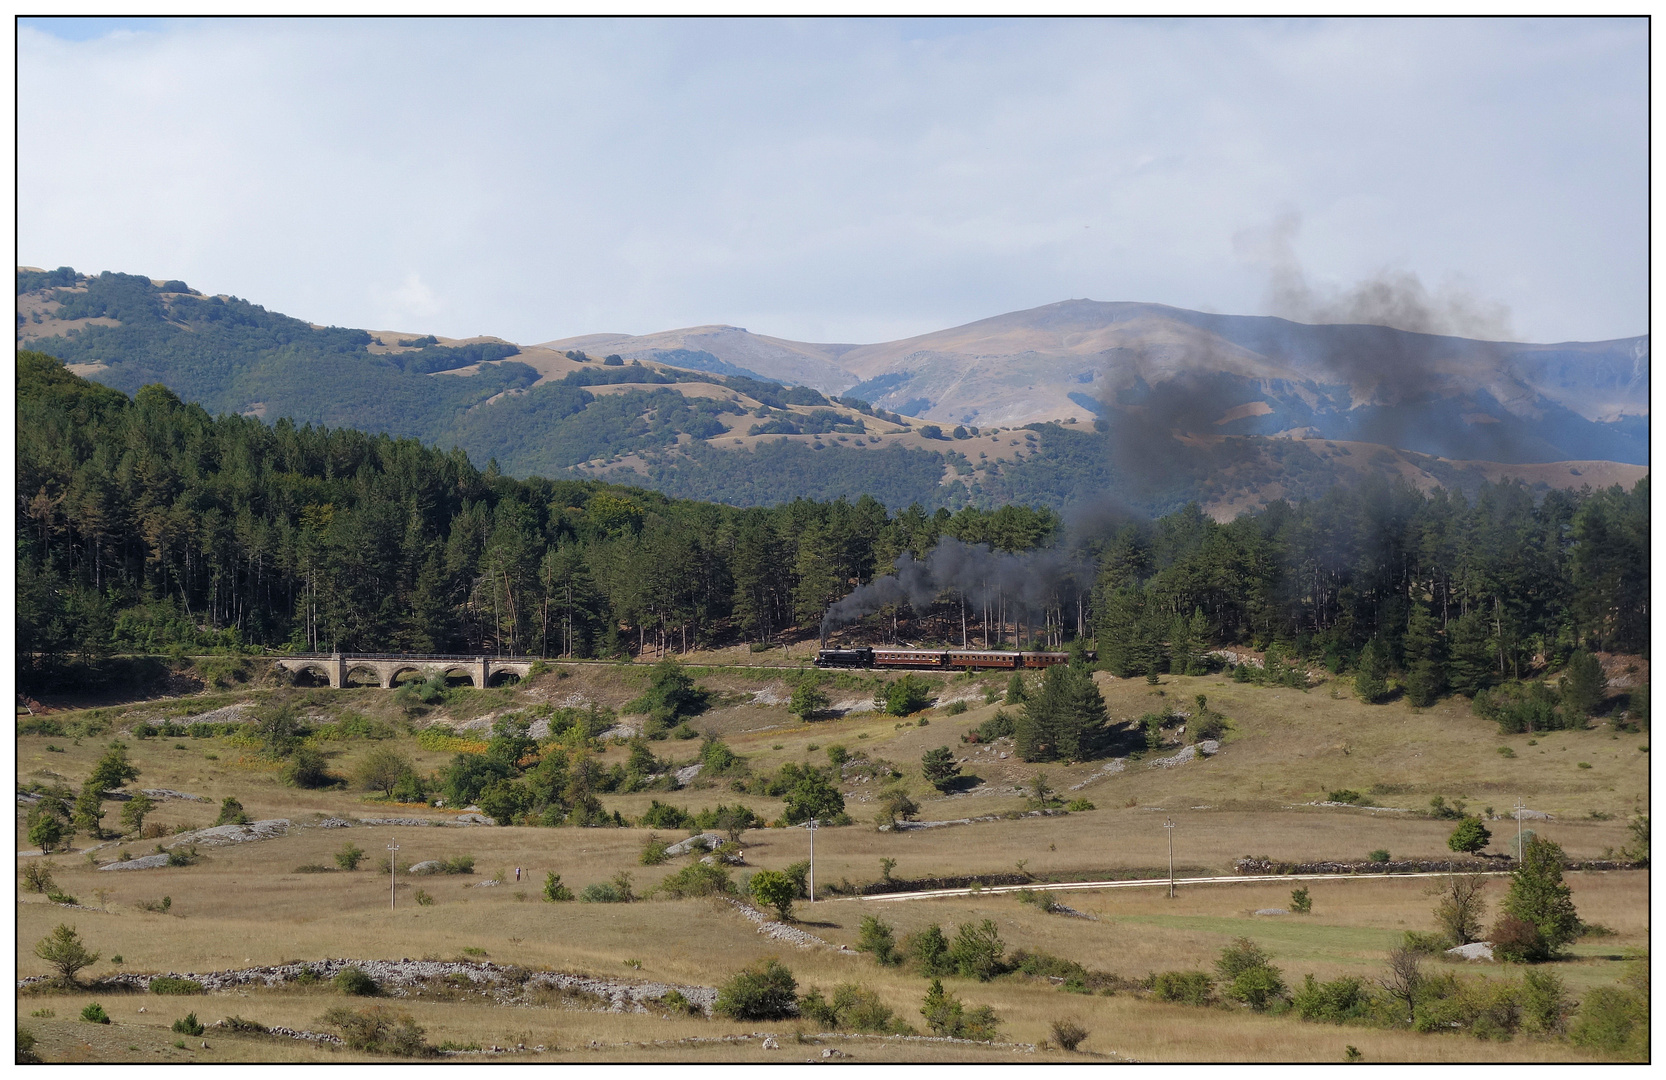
[819,536,1093,646]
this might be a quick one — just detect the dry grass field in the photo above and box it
[16,659,1648,1063]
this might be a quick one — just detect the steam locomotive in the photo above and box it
[814,647,1091,670]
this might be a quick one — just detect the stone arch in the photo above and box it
[439,666,480,689]
[288,663,333,688]
[344,664,382,688]
[388,666,427,687]
[485,668,522,688]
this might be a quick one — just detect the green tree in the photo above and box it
[1445,611,1493,697]
[788,680,829,721]
[119,791,155,835]
[356,746,415,797]
[782,768,844,825]
[921,747,961,791]
[856,915,901,965]
[1015,664,1107,762]
[749,869,797,921]
[1446,817,1491,854]
[919,979,1000,1040]
[34,924,99,985]
[1432,874,1487,945]
[215,796,250,826]
[1353,639,1388,703]
[947,919,1006,981]
[1558,650,1606,720]
[1499,836,1580,960]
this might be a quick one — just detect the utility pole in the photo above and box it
[1513,799,1526,861]
[1163,818,1177,899]
[807,818,818,903]
[388,838,399,911]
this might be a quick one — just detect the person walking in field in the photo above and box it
[515,867,522,883]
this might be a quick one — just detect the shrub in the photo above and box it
[640,833,671,866]
[215,797,250,827]
[876,675,933,716]
[921,746,960,791]
[948,919,1006,981]
[80,1002,110,1024]
[284,747,338,789]
[414,889,434,906]
[1368,849,1391,863]
[150,977,204,995]
[655,862,733,899]
[1328,789,1363,804]
[919,979,1000,1040]
[639,800,694,830]
[1447,817,1492,854]
[943,700,969,716]
[905,923,952,976]
[856,915,901,965]
[714,959,798,1020]
[1065,798,1095,812]
[798,982,908,1033]
[34,924,99,984]
[321,1004,434,1056]
[171,1012,205,1036]
[580,873,634,903]
[543,872,574,902]
[1148,970,1214,1006]
[221,1016,269,1033]
[1051,1019,1089,1051]
[1488,914,1545,963]
[1520,969,1571,1034]
[1292,974,1373,1024]
[1290,887,1312,914]
[334,967,381,996]
[46,888,78,906]
[335,842,366,871]
[1215,938,1286,1010]
[749,869,797,920]
[965,710,1016,743]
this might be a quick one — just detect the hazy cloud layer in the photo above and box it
[18,17,1646,345]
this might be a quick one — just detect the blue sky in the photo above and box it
[17,17,1647,345]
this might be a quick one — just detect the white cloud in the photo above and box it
[17,17,1647,345]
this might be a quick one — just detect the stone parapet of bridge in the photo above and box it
[271,654,535,689]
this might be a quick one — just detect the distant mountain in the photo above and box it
[544,299,1648,466]
[17,267,1647,518]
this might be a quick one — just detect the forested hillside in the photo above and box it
[18,352,1648,702]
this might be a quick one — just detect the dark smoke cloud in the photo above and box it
[819,536,1093,644]
[1237,210,1515,341]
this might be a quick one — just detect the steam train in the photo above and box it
[815,647,1091,670]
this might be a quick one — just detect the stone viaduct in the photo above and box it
[271,653,537,690]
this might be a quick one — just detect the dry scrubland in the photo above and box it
[16,660,1648,1062]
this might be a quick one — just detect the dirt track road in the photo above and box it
[851,870,1528,902]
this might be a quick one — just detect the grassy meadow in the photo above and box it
[15,657,1649,1062]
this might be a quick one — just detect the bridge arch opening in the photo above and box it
[288,664,331,688]
[344,665,382,688]
[486,670,521,688]
[388,667,427,688]
[439,667,476,689]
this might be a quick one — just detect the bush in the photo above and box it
[1051,1019,1089,1051]
[965,710,1016,744]
[1328,789,1363,804]
[414,889,434,906]
[334,967,381,996]
[1065,798,1095,812]
[640,834,671,866]
[876,675,933,716]
[149,977,204,995]
[214,797,250,827]
[749,869,797,920]
[335,842,366,871]
[797,982,909,1033]
[1488,914,1545,963]
[221,1016,269,1033]
[1520,969,1571,1034]
[1149,970,1214,1006]
[542,872,574,902]
[1215,938,1286,1010]
[1368,849,1391,863]
[654,862,733,899]
[580,872,634,903]
[1292,974,1373,1024]
[947,919,1007,981]
[906,923,952,976]
[714,959,798,1020]
[919,978,1000,1040]
[659,988,701,1016]
[321,1004,434,1056]
[80,1002,110,1024]
[1290,886,1312,914]
[638,800,694,830]
[856,915,901,965]
[172,1011,205,1036]
[283,747,338,789]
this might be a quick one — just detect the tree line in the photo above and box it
[18,353,1648,707]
